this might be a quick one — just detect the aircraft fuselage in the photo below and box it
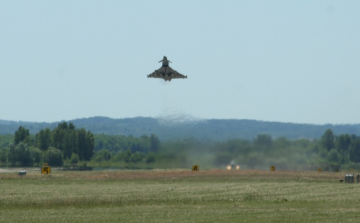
[147,56,187,81]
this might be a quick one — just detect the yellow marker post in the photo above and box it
[192,165,199,172]
[270,166,276,171]
[41,166,51,174]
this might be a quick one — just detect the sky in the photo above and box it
[0,1,360,124]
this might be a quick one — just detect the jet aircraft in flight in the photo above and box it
[147,56,187,81]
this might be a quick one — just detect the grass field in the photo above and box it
[0,168,359,223]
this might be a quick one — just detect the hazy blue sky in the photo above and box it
[1,1,359,124]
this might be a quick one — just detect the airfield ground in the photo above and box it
[0,169,359,222]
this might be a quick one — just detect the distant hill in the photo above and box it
[1,116,360,141]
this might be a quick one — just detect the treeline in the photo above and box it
[80,129,360,170]
[94,134,160,153]
[0,122,95,166]
[0,123,162,167]
[90,134,160,164]
[1,127,360,170]
[319,129,360,164]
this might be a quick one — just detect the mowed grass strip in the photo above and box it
[0,169,359,223]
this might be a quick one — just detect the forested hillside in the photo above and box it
[1,117,360,141]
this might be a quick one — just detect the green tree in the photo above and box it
[14,126,30,145]
[84,131,94,161]
[111,151,124,162]
[39,122,94,161]
[63,129,76,159]
[51,122,69,152]
[274,137,291,149]
[130,152,144,163]
[92,151,103,162]
[8,144,17,166]
[0,149,7,166]
[146,153,156,164]
[17,143,33,166]
[70,153,79,165]
[123,150,132,163]
[75,129,94,161]
[30,147,42,165]
[98,149,111,161]
[321,129,335,151]
[35,128,51,151]
[336,134,351,153]
[7,143,34,166]
[254,134,272,152]
[150,134,161,153]
[77,128,87,161]
[349,138,360,163]
[0,135,15,148]
[327,149,341,164]
[43,147,63,166]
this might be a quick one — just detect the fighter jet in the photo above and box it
[147,56,187,81]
